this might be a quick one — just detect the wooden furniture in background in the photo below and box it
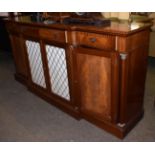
[0,13,12,52]
[42,12,71,23]
[5,16,151,138]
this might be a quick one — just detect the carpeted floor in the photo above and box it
[0,51,155,142]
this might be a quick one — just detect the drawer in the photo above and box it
[21,26,39,37]
[39,29,66,43]
[76,32,115,50]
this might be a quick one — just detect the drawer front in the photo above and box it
[76,32,115,50]
[22,26,39,37]
[39,29,66,43]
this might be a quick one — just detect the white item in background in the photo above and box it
[110,12,119,18]
[118,12,130,20]
[101,12,111,18]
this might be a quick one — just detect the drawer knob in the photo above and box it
[89,37,96,43]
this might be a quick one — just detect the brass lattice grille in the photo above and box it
[26,40,46,88]
[46,45,70,101]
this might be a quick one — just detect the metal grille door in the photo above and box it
[26,40,46,88]
[46,45,70,101]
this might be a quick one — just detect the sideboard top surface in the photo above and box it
[4,15,151,36]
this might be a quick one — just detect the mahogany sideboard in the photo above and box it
[5,16,151,138]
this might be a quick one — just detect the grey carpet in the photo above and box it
[0,51,155,142]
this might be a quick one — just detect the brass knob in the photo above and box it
[89,37,96,43]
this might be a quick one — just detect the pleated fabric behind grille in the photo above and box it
[46,45,70,101]
[26,40,46,88]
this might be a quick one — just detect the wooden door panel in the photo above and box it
[76,47,118,121]
[77,53,111,120]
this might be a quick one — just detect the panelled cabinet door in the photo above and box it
[25,40,46,89]
[45,44,71,101]
[75,47,119,122]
